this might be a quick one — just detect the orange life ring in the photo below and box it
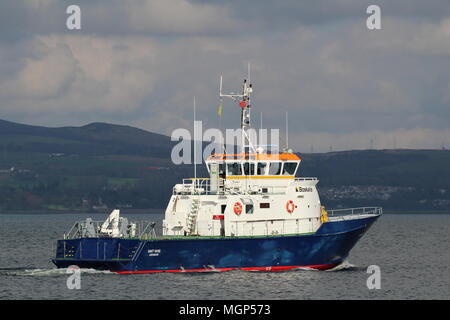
[286,200,295,213]
[233,202,243,215]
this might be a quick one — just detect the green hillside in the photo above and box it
[0,119,197,211]
[0,119,173,157]
[299,149,450,188]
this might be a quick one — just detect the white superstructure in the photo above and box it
[163,156,323,237]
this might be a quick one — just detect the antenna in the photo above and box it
[193,96,197,188]
[260,112,262,131]
[285,111,289,150]
[219,67,255,153]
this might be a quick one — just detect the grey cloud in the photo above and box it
[0,1,450,152]
[2,0,450,40]
[0,0,243,41]
[193,0,450,27]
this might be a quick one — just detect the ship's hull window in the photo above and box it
[246,204,254,214]
[260,203,270,209]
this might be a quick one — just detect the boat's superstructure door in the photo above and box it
[209,162,219,194]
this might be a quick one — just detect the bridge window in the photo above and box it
[282,162,298,175]
[257,162,267,175]
[268,162,282,175]
[227,163,242,176]
[243,162,255,175]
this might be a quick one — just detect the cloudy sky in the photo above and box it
[1,0,450,152]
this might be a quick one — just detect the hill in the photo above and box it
[299,149,450,188]
[0,119,449,212]
[0,119,173,157]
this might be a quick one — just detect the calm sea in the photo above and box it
[0,213,449,300]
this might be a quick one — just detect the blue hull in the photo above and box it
[52,215,379,273]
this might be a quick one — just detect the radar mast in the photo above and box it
[219,64,255,154]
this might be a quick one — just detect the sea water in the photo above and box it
[0,213,449,299]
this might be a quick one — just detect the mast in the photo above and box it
[219,64,254,153]
[193,96,197,188]
[285,111,289,150]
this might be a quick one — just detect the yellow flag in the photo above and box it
[217,102,223,117]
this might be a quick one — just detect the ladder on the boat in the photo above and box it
[186,197,200,235]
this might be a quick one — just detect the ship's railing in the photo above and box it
[326,207,382,219]
[54,236,149,261]
[177,178,212,194]
[196,216,320,237]
[173,178,289,195]
[64,220,157,240]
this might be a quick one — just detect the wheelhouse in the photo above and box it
[205,153,301,179]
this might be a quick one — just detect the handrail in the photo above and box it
[327,207,382,217]
[174,178,290,196]
[227,216,317,237]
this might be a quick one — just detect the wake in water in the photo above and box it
[326,260,357,272]
[0,267,114,277]
[0,261,356,276]
[178,262,359,274]
[291,266,318,271]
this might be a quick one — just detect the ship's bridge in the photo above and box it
[205,152,301,179]
[195,152,302,195]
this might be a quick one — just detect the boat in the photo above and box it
[52,71,382,273]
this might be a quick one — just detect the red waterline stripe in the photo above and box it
[114,263,339,274]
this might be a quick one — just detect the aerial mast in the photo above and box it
[219,64,255,153]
